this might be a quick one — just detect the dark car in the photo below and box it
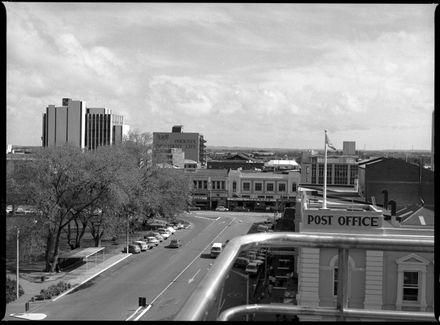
[169,239,182,248]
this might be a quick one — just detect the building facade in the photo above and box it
[153,126,206,165]
[343,141,356,156]
[227,170,301,211]
[185,168,229,210]
[42,98,125,150]
[357,157,434,210]
[295,189,434,321]
[300,155,358,186]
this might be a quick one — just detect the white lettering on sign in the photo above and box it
[307,215,380,227]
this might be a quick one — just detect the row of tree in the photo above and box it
[6,131,191,272]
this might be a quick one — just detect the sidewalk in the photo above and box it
[3,253,131,321]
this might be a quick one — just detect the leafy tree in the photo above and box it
[16,145,123,272]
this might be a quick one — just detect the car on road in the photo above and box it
[169,239,182,248]
[188,206,201,211]
[133,240,149,251]
[256,224,270,232]
[234,257,250,269]
[146,236,159,247]
[123,244,141,254]
[215,206,229,212]
[245,262,259,277]
[210,242,223,258]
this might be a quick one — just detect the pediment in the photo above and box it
[396,253,430,265]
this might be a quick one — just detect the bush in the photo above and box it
[6,277,24,303]
[39,280,71,299]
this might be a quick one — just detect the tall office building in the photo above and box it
[431,110,434,171]
[42,98,125,150]
[153,125,206,165]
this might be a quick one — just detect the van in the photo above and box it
[210,243,223,258]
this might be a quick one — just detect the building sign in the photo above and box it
[303,209,383,230]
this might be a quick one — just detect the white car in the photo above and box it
[157,229,170,239]
[166,226,176,234]
[215,206,229,212]
[146,236,159,247]
[133,240,149,251]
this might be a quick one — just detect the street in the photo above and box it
[22,211,270,320]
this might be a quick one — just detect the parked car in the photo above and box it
[222,239,230,248]
[169,239,182,248]
[123,244,141,254]
[166,226,176,234]
[245,262,259,276]
[215,206,229,212]
[188,206,201,211]
[251,259,264,267]
[133,240,149,251]
[146,236,159,247]
[151,232,164,242]
[256,224,270,232]
[234,257,250,269]
[157,229,170,239]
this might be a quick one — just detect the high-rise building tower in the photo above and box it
[343,141,356,156]
[42,98,125,150]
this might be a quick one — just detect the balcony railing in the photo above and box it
[174,232,435,321]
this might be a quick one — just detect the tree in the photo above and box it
[17,145,124,272]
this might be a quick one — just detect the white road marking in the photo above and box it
[126,306,143,321]
[133,304,152,321]
[191,215,220,221]
[188,268,201,284]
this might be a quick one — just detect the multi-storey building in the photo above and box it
[153,125,206,165]
[343,141,356,156]
[295,188,434,321]
[186,168,229,210]
[300,154,358,186]
[227,170,301,211]
[42,98,125,150]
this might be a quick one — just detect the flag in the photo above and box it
[325,132,336,151]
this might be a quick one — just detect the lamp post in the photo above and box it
[16,226,19,300]
[126,216,129,254]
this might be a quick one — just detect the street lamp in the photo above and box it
[16,226,19,300]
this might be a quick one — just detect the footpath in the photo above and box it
[3,252,132,321]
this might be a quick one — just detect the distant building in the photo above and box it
[431,110,434,171]
[357,157,434,210]
[153,125,206,165]
[300,154,358,186]
[207,152,264,170]
[227,170,300,211]
[343,141,356,156]
[42,98,126,150]
[264,159,299,172]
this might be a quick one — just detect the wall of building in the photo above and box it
[153,132,201,163]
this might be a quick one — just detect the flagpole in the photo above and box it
[323,130,328,209]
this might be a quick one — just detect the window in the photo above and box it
[291,183,297,192]
[403,272,419,301]
[232,181,237,192]
[266,183,274,192]
[278,183,286,192]
[333,267,339,296]
[334,164,348,185]
[243,182,250,191]
[193,180,197,189]
[203,180,207,189]
[396,254,430,311]
[255,182,262,192]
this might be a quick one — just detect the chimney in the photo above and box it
[388,200,399,227]
[382,190,388,210]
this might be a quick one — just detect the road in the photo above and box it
[27,211,270,320]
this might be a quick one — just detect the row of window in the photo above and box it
[238,181,296,193]
[309,164,358,185]
[192,180,298,193]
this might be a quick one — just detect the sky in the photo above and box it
[5,3,436,150]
